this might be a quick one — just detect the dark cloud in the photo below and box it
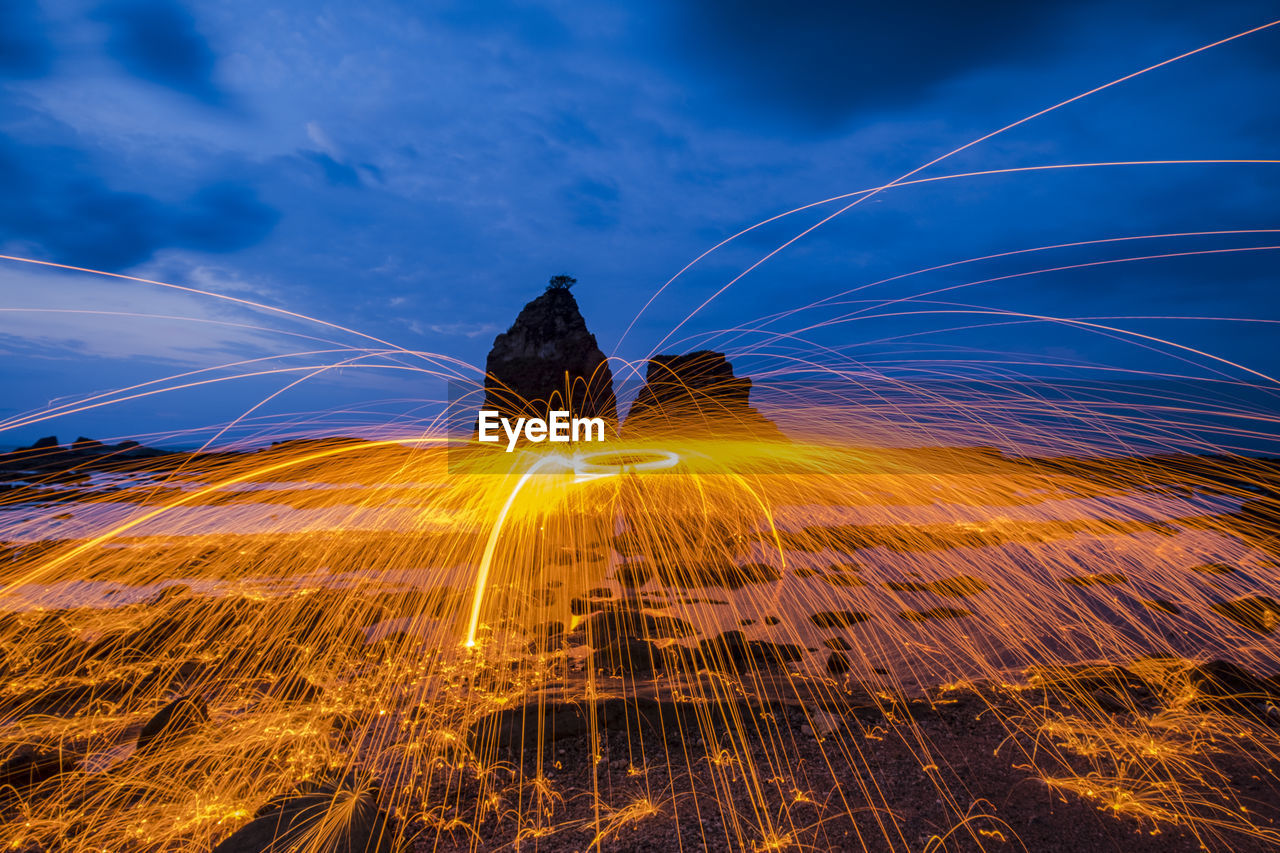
[170,183,281,251]
[92,0,226,104]
[657,1,1061,130]
[655,0,1279,131]
[0,137,278,271]
[0,1,54,78]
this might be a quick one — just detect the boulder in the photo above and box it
[211,778,401,853]
[271,675,325,703]
[70,437,107,453]
[1211,596,1279,635]
[578,607,697,641]
[0,745,80,799]
[1026,664,1154,710]
[1186,660,1279,718]
[137,695,210,754]
[591,636,661,675]
[697,630,803,672]
[826,651,852,676]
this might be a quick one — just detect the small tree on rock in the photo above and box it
[547,275,577,291]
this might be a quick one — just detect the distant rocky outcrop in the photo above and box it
[624,350,781,438]
[0,436,170,477]
[482,284,617,425]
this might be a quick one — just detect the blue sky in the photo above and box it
[1,1,1278,449]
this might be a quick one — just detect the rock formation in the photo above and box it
[210,776,401,853]
[0,436,169,478]
[482,285,617,426]
[624,350,781,437]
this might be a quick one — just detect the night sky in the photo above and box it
[1,1,1278,448]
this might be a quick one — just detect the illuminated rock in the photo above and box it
[210,777,400,853]
[624,350,781,437]
[136,695,209,755]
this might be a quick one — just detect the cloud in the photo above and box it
[0,1,54,78]
[0,265,289,365]
[297,122,368,187]
[92,0,227,105]
[0,135,279,272]
[405,320,499,339]
[652,0,1280,131]
[653,0,1064,130]
[305,121,339,157]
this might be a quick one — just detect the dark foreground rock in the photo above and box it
[470,695,804,755]
[1211,595,1280,634]
[0,745,80,801]
[137,695,210,754]
[211,778,402,853]
[1186,659,1280,718]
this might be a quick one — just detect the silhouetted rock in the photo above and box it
[826,650,852,675]
[1212,596,1280,634]
[137,695,209,754]
[591,636,661,674]
[810,610,874,629]
[898,607,971,622]
[697,630,803,671]
[0,435,170,475]
[473,696,799,755]
[1232,498,1280,545]
[1186,660,1279,718]
[483,286,617,429]
[624,350,781,437]
[577,606,697,640]
[210,777,401,853]
[272,674,325,703]
[1026,664,1154,709]
[0,745,80,799]
[113,439,169,459]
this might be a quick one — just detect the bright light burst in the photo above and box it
[1,18,1280,853]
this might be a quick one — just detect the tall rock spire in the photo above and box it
[482,283,618,425]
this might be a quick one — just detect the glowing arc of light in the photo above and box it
[463,448,680,647]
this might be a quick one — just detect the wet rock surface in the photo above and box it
[457,659,1280,853]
